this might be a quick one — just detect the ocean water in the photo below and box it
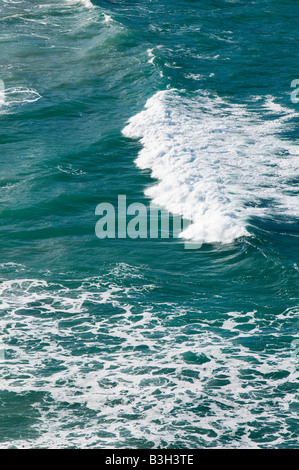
[0,0,298,449]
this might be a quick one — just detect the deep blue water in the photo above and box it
[0,0,298,448]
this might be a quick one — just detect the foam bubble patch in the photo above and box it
[0,265,298,448]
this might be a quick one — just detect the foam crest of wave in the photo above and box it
[123,90,298,244]
[65,0,94,8]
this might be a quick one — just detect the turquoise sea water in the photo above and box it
[0,0,298,448]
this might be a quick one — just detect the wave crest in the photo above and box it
[123,90,298,244]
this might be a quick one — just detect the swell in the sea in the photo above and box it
[123,89,298,244]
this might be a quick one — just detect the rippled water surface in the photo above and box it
[0,0,298,448]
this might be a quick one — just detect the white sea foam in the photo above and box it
[147,48,155,64]
[123,90,299,244]
[185,73,203,80]
[0,265,298,448]
[0,86,41,111]
[263,95,296,116]
[65,0,94,8]
[103,13,113,24]
[0,80,5,106]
